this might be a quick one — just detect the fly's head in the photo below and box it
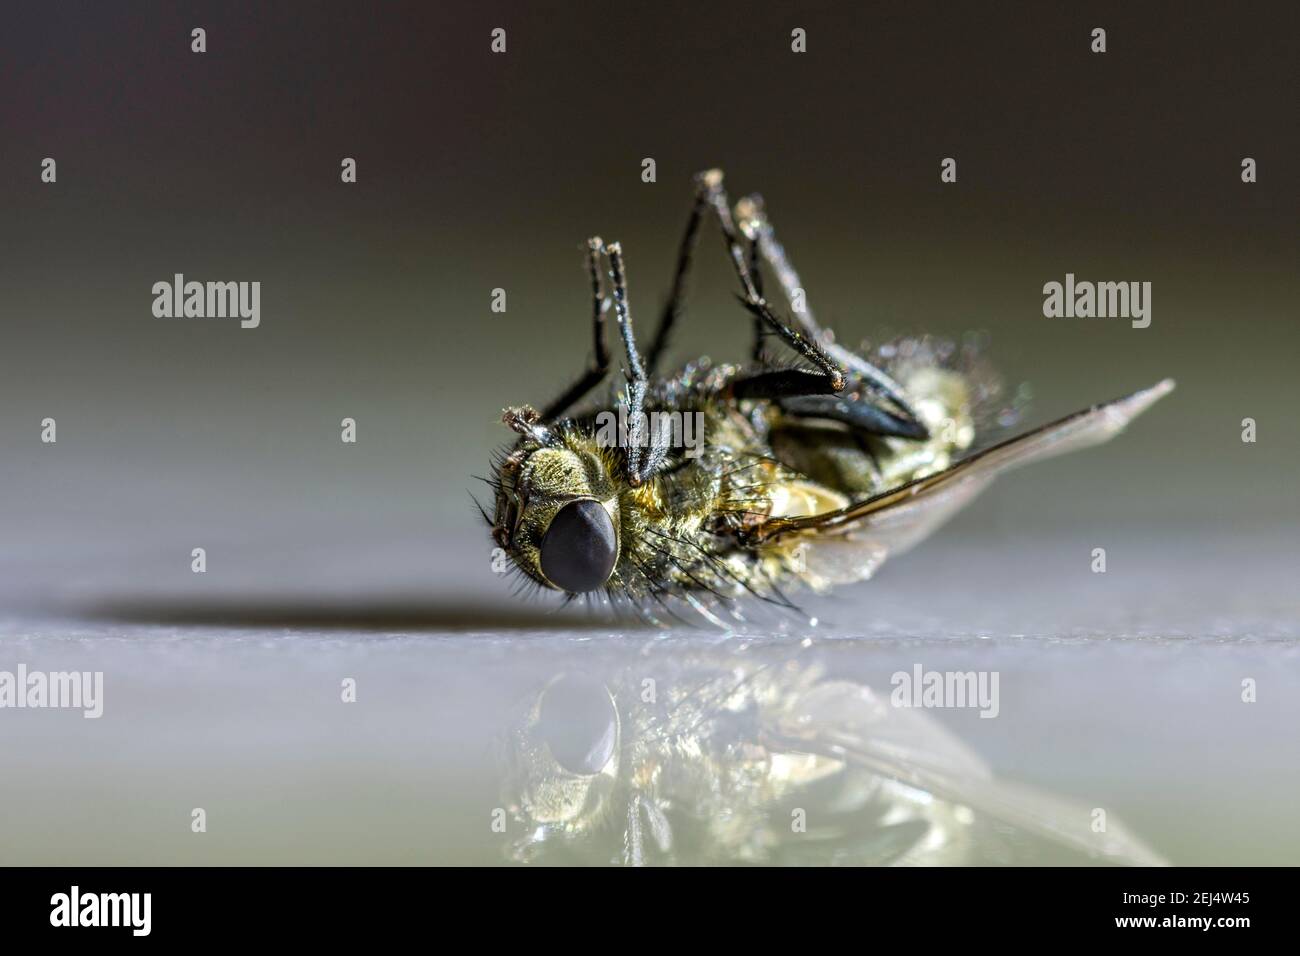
[490,406,625,595]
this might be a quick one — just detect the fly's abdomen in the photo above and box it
[767,364,976,499]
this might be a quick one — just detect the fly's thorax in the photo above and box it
[615,462,723,592]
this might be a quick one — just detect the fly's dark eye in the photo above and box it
[539,499,617,593]
[538,675,617,775]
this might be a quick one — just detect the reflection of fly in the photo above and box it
[500,651,1166,865]
[483,170,1173,625]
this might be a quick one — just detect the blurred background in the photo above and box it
[0,1,1296,865]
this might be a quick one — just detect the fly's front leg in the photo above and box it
[605,241,669,486]
[539,238,612,422]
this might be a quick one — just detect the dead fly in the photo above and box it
[483,169,1174,626]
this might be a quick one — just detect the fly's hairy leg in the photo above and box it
[645,184,708,377]
[733,191,925,432]
[604,240,669,485]
[747,233,767,363]
[778,394,928,440]
[643,172,770,375]
[696,169,847,396]
[540,237,612,422]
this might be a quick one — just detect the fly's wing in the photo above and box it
[766,679,1168,866]
[763,379,1175,586]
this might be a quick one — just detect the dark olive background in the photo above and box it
[0,0,1297,869]
[0,0,1295,590]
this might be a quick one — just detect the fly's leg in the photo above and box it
[734,193,819,340]
[646,171,769,368]
[605,240,669,486]
[697,169,847,394]
[539,238,612,422]
[747,226,765,299]
[776,394,928,440]
[733,191,925,433]
[737,192,806,370]
[746,230,767,363]
[644,177,709,377]
[727,368,838,401]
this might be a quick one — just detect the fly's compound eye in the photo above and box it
[537,675,618,776]
[539,499,617,593]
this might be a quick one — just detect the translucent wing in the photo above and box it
[766,679,1168,865]
[762,379,1175,586]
